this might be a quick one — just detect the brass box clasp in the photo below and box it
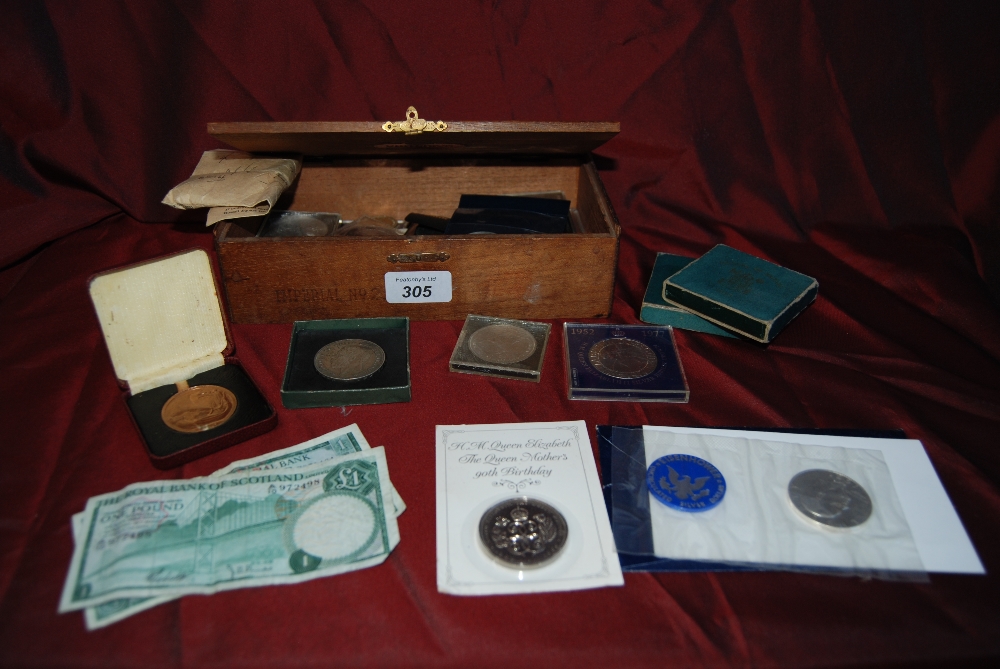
[382,107,447,135]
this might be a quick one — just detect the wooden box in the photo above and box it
[210,115,621,323]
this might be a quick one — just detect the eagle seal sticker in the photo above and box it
[646,454,726,512]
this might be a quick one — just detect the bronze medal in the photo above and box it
[161,385,238,433]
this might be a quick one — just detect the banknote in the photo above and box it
[61,447,398,613]
[214,424,406,516]
[71,512,174,629]
[76,424,403,629]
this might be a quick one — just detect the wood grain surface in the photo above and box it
[209,121,620,156]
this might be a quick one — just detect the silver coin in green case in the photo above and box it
[788,469,873,528]
[587,337,658,379]
[314,339,386,381]
[479,497,568,568]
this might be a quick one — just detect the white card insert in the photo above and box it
[436,421,624,595]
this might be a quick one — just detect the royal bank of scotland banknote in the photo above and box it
[71,513,173,629]
[214,424,405,516]
[75,424,403,629]
[62,447,399,617]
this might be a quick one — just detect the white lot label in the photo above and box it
[384,271,452,303]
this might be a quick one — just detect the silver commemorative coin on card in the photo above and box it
[788,469,873,528]
[478,497,568,568]
[314,339,386,381]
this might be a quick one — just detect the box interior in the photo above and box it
[219,157,615,239]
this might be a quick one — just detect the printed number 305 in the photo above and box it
[402,285,432,298]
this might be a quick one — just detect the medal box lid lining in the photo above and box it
[89,249,229,394]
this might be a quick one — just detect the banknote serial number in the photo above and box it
[270,478,322,495]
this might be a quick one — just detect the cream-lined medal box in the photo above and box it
[89,249,276,468]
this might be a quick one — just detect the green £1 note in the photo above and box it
[77,424,402,628]
[61,447,398,613]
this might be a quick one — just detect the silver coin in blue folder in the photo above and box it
[598,425,983,576]
[598,425,753,572]
[597,425,920,573]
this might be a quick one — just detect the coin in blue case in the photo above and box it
[646,454,726,512]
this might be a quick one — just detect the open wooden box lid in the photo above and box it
[89,249,231,394]
[208,108,619,157]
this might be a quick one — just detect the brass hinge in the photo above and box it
[382,107,447,135]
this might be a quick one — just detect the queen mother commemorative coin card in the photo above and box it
[435,420,623,596]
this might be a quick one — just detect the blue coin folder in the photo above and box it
[596,425,906,572]
[662,245,818,343]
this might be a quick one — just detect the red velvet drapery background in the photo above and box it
[2,2,999,667]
